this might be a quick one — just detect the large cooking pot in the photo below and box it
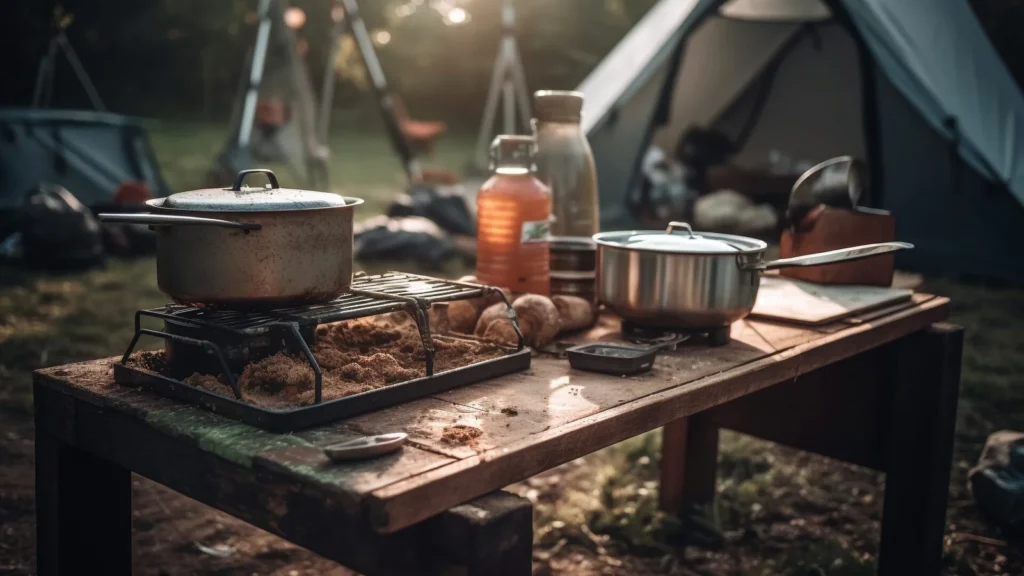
[593,222,912,328]
[99,169,363,307]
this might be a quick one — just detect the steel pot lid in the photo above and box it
[593,222,767,254]
[162,169,352,212]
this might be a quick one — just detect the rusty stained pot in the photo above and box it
[100,169,363,307]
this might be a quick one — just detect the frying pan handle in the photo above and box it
[98,213,261,231]
[231,169,280,191]
[745,241,913,271]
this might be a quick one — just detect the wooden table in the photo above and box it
[34,294,960,575]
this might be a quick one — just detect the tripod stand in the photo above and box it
[472,0,531,171]
[32,29,106,111]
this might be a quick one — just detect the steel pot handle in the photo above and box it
[666,221,698,238]
[231,169,280,191]
[98,213,261,231]
[744,241,913,271]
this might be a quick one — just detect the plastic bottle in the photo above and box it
[475,135,552,295]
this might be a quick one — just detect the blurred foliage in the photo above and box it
[5,0,1023,128]
[7,0,656,127]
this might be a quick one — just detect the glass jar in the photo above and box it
[475,135,552,295]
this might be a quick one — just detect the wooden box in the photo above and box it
[779,206,895,286]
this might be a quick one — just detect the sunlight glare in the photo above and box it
[444,7,469,25]
[284,7,306,29]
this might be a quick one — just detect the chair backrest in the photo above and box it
[390,94,410,123]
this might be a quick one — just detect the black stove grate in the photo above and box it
[620,320,731,347]
[120,272,524,403]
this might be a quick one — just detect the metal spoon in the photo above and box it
[323,433,408,462]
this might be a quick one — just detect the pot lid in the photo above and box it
[162,169,351,212]
[593,222,767,254]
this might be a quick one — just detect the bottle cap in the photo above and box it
[533,90,584,122]
[489,134,536,172]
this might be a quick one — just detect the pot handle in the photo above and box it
[666,221,698,238]
[231,169,280,191]
[743,241,913,271]
[97,213,261,231]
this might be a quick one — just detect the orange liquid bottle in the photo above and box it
[476,135,552,295]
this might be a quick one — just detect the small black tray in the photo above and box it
[114,344,531,433]
[566,343,658,375]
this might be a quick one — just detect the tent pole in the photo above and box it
[340,0,422,183]
[32,36,59,108]
[319,6,345,146]
[57,32,106,112]
[824,0,884,207]
[475,46,509,168]
[472,0,530,171]
[239,0,274,149]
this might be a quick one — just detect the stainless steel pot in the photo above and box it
[593,222,912,328]
[100,169,363,307]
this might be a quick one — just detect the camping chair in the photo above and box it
[390,94,447,156]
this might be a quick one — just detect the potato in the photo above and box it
[482,320,519,347]
[513,294,561,347]
[552,295,596,332]
[477,294,560,348]
[448,299,480,333]
[474,303,508,337]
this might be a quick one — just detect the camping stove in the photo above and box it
[620,320,731,347]
[114,272,531,432]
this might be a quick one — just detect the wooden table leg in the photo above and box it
[35,428,132,575]
[431,491,533,576]
[878,323,963,576]
[659,413,719,515]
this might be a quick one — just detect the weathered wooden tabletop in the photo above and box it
[34,293,949,536]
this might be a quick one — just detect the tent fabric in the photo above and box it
[578,0,718,136]
[0,108,169,210]
[843,0,1024,204]
[650,19,866,169]
[579,0,1024,208]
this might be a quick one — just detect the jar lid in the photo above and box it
[534,90,584,122]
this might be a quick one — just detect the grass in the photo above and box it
[2,122,1024,574]
[145,118,478,216]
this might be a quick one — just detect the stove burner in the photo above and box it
[621,320,731,347]
[162,319,317,380]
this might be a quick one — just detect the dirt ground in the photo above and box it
[2,261,1024,575]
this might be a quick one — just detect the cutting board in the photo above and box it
[750,276,913,325]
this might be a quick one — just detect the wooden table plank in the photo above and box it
[34,361,457,505]
[353,319,778,461]
[366,296,949,533]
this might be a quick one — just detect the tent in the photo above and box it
[579,0,1024,284]
[0,108,169,210]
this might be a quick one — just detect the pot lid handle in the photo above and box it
[666,221,700,239]
[231,169,280,191]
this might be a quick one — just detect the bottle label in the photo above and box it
[520,219,551,244]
